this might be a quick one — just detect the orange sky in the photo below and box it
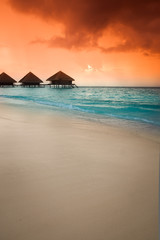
[0,0,160,86]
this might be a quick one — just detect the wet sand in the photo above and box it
[0,103,159,240]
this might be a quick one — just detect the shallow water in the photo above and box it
[0,87,160,129]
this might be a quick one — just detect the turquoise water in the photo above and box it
[0,87,160,128]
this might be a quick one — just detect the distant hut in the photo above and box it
[0,72,17,87]
[19,72,43,87]
[46,71,77,88]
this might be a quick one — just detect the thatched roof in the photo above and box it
[46,71,75,82]
[0,72,17,84]
[19,72,43,84]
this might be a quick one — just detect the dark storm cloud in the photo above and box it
[8,0,160,53]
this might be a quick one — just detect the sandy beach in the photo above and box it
[0,103,159,240]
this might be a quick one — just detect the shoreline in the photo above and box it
[0,86,160,132]
[0,102,159,240]
[1,98,160,144]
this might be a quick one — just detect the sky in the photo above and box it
[0,0,160,86]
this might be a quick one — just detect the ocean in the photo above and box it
[0,86,160,130]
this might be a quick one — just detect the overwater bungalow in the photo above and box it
[0,72,17,87]
[19,72,44,87]
[46,71,78,88]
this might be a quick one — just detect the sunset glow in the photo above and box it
[0,0,160,86]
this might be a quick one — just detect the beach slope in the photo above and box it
[0,104,159,240]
